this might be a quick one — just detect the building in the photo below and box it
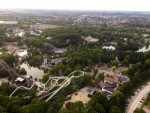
[101,75,129,95]
[15,77,25,83]
[6,27,24,37]
[104,76,120,86]
[102,45,116,50]
[41,55,50,68]
[53,48,67,54]
[46,37,52,40]
[84,36,99,43]
[50,58,63,65]
[43,55,48,65]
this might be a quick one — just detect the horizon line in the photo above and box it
[0,8,150,13]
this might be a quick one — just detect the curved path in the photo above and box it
[46,70,84,102]
[126,82,150,113]
[9,70,84,102]
[9,82,36,97]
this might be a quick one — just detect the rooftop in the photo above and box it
[15,77,24,82]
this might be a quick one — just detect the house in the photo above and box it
[50,58,63,65]
[84,36,99,43]
[102,45,116,50]
[30,30,41,36]
[6,27,21,34]
[117,74,129,84]
[53,48,67,54]
[19,45,27,49]
[101,75,129,95]
[15,77,25,83]
[6,27,24,37]
[104,76,120,86]
[102,86,116,94]
[46,37,52,40]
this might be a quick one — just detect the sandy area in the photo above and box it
[63,87,92,107]
[7,45,18,54]
[143,106,150,113]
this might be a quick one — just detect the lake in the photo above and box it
[20,62,45,80]
[15,49,45,80]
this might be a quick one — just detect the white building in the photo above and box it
[102,45,116,50]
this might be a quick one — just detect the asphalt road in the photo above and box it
[126,82,150,113]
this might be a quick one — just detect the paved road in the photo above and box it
[126,82,150,113]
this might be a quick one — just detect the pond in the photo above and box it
[20,62,45,80]
[14,49,45,80]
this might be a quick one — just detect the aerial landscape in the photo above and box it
[0,0,150,113]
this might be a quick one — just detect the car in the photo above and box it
[75,93,78,95]
[125,104,128,107]
[127,100,130,103]
[132,93,135,96]
[142,97,145,100]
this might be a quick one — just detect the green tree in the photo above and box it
[112,66,117,71]
[91,79,96,86]
[20,68,27,75]
[0,106,6,113]
[109,105,122,113]
[0,54,18,66]
[19,99,48,113]
[99,73,105,81]
[110,91,125,110]
[42,75,49,83]
[134,108,146,113]
[95,103,105,113]
[84,74,92,85]
[0,68,8,78]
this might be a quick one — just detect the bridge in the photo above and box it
[0,60,29,81]
[0,60,20,78]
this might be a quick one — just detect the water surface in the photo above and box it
[20,63,44,79]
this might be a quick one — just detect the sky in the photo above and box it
[0,0,150,11]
